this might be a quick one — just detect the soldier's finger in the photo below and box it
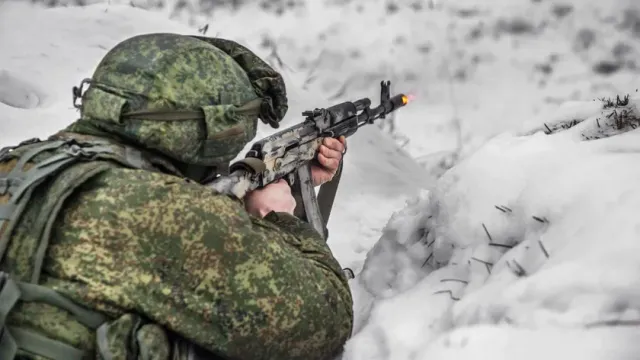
[323,137,345,153]
[317,153,331,168]
[318,153,339,170]
[319,144,342,160]
[272,178,292,191]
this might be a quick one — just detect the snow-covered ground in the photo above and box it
[346,96,640,359]
[2,0,640,359]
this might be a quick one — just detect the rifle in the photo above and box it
[208,80,410,241]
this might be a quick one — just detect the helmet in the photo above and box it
[70,33,288,168]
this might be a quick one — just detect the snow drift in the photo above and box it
[345,95,640,359]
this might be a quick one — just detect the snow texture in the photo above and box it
[3,0,640,359]
[346,99,640,359]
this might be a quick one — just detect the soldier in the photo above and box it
[0,33,353,360]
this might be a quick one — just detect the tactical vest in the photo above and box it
[0,134,185,360]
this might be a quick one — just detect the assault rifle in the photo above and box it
[208,81,410,241]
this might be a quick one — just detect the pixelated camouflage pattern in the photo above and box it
[0,142,118,360]
[134,321,172,360]
[41,167,352,360]
[66,33,262,167]
[94,313,171,360]
[200,103,258,161]
[7,302,95,357]
[3,157,111,283]
[190,36,288,128]
[2,140,353,359]
[1,33,351,360]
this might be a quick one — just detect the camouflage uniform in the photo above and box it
[0,33,353,360]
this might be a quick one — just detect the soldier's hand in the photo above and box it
[311,136,346,187]
[244,179,296,218]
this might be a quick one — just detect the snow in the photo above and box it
[346,97,640,359]
[3,0,640,359]
[418,326,640,360]
[0,1,196,146]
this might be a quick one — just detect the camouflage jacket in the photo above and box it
[0,134,353,360]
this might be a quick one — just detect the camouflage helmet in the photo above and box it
[72,33,288,167]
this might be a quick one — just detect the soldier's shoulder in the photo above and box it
[87,167,208,198]
[83,167,233,208]
[98,167,185,186]
[62,167,250,241]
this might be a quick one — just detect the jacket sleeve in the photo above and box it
[46,168,353,360]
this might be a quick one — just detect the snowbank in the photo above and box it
[345,95,640,359]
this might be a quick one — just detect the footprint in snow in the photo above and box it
[0,69,43,109]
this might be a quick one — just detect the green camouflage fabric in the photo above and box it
[4,154,353,359]
[190,36,288,128]
[0,33,353,360]
[66,33,288,168]
[46,167,352,359]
